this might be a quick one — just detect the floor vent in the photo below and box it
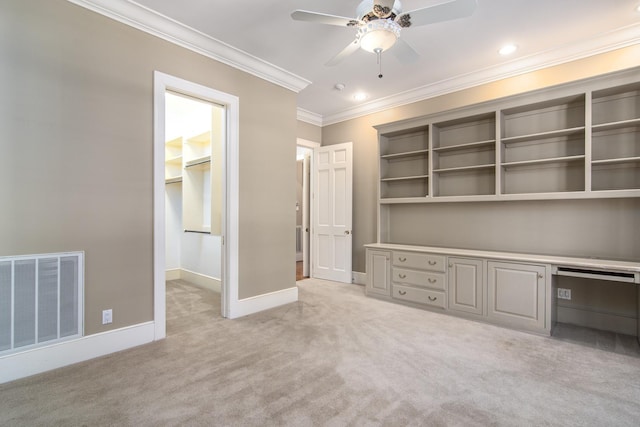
[0,252,83,355]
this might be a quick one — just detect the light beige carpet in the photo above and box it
[1,278,640,426]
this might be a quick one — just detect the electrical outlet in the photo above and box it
[557,288,572,300]
[102,309,113,325]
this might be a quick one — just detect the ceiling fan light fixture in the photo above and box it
[359,19,401,53]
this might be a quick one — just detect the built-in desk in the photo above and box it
[365,244,640,338]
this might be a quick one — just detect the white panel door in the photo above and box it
[313,142,353,283]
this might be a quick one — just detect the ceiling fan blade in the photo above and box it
[291,10,361,27]
[326,40,361,66]
[391,38,420,64]
[395,0,477,28]
[372,1,396,18]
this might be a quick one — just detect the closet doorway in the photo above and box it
[164,92,223,322]
[154,72,241,339]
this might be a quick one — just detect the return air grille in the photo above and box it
[0,252,83,355]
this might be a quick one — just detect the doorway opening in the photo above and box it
[296,139,320,281]
[164,92,224,330]
[154,72,240,340]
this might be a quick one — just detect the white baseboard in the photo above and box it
[180,269,221,293]
[557,306,637,336]
[352,271,366,286]
[165,268,181,281]
[229,286,298,319]
[0,321,155,385]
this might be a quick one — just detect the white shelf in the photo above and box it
[381,149,429,160]
[502,155,585,169]
[381,175,429,182]
[433,140,495,153]
[592,118,640,132]
[501,127,585,145]
[184,156,211,169]
[165,155,182,164]
[433,164,495,174]
[591,156,640,166]
[165,176,182,184]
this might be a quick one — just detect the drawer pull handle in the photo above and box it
[428,296,437,302]
[399,274,407,279]
[428,278,437,283]
[398,290,407,295]
[428,261,437,266]
[399,257,407,262]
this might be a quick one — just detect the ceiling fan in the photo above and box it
[291,0,477,77]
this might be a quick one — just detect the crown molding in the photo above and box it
[296,108,324,127]
[66,0,311,93]
[321,23,640,126]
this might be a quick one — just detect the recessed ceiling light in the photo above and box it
[498,44,518,56]
[353,92,368,102]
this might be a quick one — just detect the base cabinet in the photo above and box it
[448,257,484,316]
[487,261,546,332]
[366,250,391,296]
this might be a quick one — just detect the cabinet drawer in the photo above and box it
[392,267,446,291]
[392,285,446,309]
[392,251,446,272]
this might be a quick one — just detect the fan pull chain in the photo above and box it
[375,47,383,78]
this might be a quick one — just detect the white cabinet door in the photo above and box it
[487,261,546,332]
[366,250,390,296]
[448,257,483,315]
[313,143,353,283]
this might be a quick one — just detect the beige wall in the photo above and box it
[297,120,322,143]
[0,0,297,332]
[322,45,640,272]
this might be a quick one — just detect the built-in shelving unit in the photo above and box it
[164,136,183,184]
[379,126,429,199]
[374,70,640,205]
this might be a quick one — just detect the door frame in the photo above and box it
[296,138,319,278]
[153,71,239,339]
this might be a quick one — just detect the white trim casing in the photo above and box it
[154,71,240,326]
[0,322,155,384]
[229,287,299,319]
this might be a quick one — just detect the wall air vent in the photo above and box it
[0,252,84,355]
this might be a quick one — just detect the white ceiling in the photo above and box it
[74,0,640,125]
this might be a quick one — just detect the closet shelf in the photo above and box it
[165,155,182,164]
[165,176,182,184]
[501,127,585,145]
[165,137,183,148]
[185,156,211,168]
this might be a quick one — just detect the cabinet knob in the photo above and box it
[538,274,543,279]
[399,257,407,262]
[398,290,407,295]
[344,230,351,235]
[449,263,453,268]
